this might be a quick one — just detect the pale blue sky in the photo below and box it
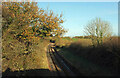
[37,2,118,37]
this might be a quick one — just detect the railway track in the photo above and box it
[47,45,83,77]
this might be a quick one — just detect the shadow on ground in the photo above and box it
[2,68,55,77]
[55,43,120,76]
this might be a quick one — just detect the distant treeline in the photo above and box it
[61,36,90,39]
[62,36,120,39]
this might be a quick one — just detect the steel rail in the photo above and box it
[47,46,82,77]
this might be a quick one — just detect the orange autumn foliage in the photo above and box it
[2,2,67,43]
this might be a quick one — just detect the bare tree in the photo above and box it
[84,18,112,46]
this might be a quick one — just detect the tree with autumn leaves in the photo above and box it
[2,2,67,72]
[2,2,67,44]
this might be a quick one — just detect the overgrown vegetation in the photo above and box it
[2,39,49,72]
[56,36,120,76]
[2,2,66,75]
[2,2,119,77]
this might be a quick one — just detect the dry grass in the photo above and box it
[66,39,93,56]
[57,36,120,76]
[103,37,120,53]
[55,37,73,47]
[69,39,92,48]
[66,37,120,55]
[2,35,50,73]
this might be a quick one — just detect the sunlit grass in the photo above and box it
[2,35,49,72]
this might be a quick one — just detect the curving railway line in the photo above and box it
[47,44,83,77]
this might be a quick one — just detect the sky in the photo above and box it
[37,2,118,37]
